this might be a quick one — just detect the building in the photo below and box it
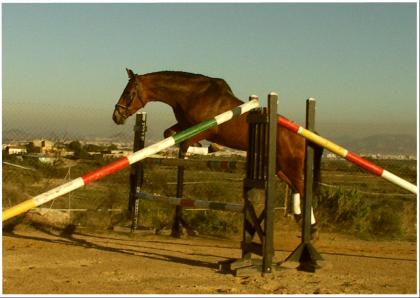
[4,145,27,155]
[28,139,55,154]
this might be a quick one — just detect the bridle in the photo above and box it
[114,78,145,119]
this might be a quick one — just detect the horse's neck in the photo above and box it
[139,73,190,108]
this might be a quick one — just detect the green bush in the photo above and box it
[316,187,371,235]
[367,201,404,238]
[316,186,406,239]
[184,210,241,235]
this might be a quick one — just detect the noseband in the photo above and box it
[114,79,144,118]
[114,103,131,118]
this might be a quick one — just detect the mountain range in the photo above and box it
[332,134,416,155]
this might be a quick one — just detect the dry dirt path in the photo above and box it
[2,224,417,295]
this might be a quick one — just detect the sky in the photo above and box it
[1,1,418,141]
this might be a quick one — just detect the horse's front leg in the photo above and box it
[164,123,182,138]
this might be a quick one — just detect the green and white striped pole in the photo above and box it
[2,99,260,222]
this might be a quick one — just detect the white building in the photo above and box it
[4,145,27,155]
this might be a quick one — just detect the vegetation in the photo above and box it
[2,153,417,241]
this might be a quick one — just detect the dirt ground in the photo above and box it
[2,221,418,295]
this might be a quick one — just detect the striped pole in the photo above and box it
[2,99,260,222]
[278,110,417,195]
[137,192,243,212]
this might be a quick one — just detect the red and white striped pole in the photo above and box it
[278,107,417,195]
[2,99,260,222]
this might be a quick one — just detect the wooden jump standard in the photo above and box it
[219,93,284,275]
[2,99,260,222]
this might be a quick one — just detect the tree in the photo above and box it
[108,143,118,151]
[67,141,82,152]
[67,140,90,159]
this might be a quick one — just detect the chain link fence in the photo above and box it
[2,101,417,239]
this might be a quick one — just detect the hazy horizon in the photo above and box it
[2,3,418,144]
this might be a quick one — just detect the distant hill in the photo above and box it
[334,134,417,155]
[2,129,82,143]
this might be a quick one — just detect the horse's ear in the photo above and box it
[126,68,135,79]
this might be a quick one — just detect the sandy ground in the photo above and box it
[2,222,418,295]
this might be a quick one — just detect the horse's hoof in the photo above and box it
[293,214,302,223]
[310,223,320,241]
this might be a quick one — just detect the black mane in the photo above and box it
[150,70,216,80]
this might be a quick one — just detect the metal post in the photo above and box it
[130,112,147,232]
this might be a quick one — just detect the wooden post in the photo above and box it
[282,98,323,272]
[241,95,260,262]
[130,112,147,232]
[262,92,278,273]
[170,144,197,238]
[302,99,315,244]
[171,146,186,237]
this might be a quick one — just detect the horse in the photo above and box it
[113,69,322,233]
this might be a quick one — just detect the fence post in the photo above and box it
[130,112,147,232]
[171,146,186,237]
[283,98,323,271]
[262,92,278,273]
[170,144,197,238]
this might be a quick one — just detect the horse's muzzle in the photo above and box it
[112,109,126,125]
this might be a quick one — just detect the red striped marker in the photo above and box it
[278,104,417,195]
[2,99,260,222]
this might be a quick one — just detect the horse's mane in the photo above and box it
[146,70,233,95]
[147,70,219,81]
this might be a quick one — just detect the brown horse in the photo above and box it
[113,69,322,225]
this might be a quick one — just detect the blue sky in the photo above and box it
[1,2,418,140]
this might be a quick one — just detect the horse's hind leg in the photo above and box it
[164,123,182,138]
[291,193,316,225]
[290,192,319,241]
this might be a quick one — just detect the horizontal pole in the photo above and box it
[137,192,243,212]
[2,99,260,222]
[278,115,417,194]
[31,208,123,212]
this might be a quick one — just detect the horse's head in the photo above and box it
[112,68,146,125]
